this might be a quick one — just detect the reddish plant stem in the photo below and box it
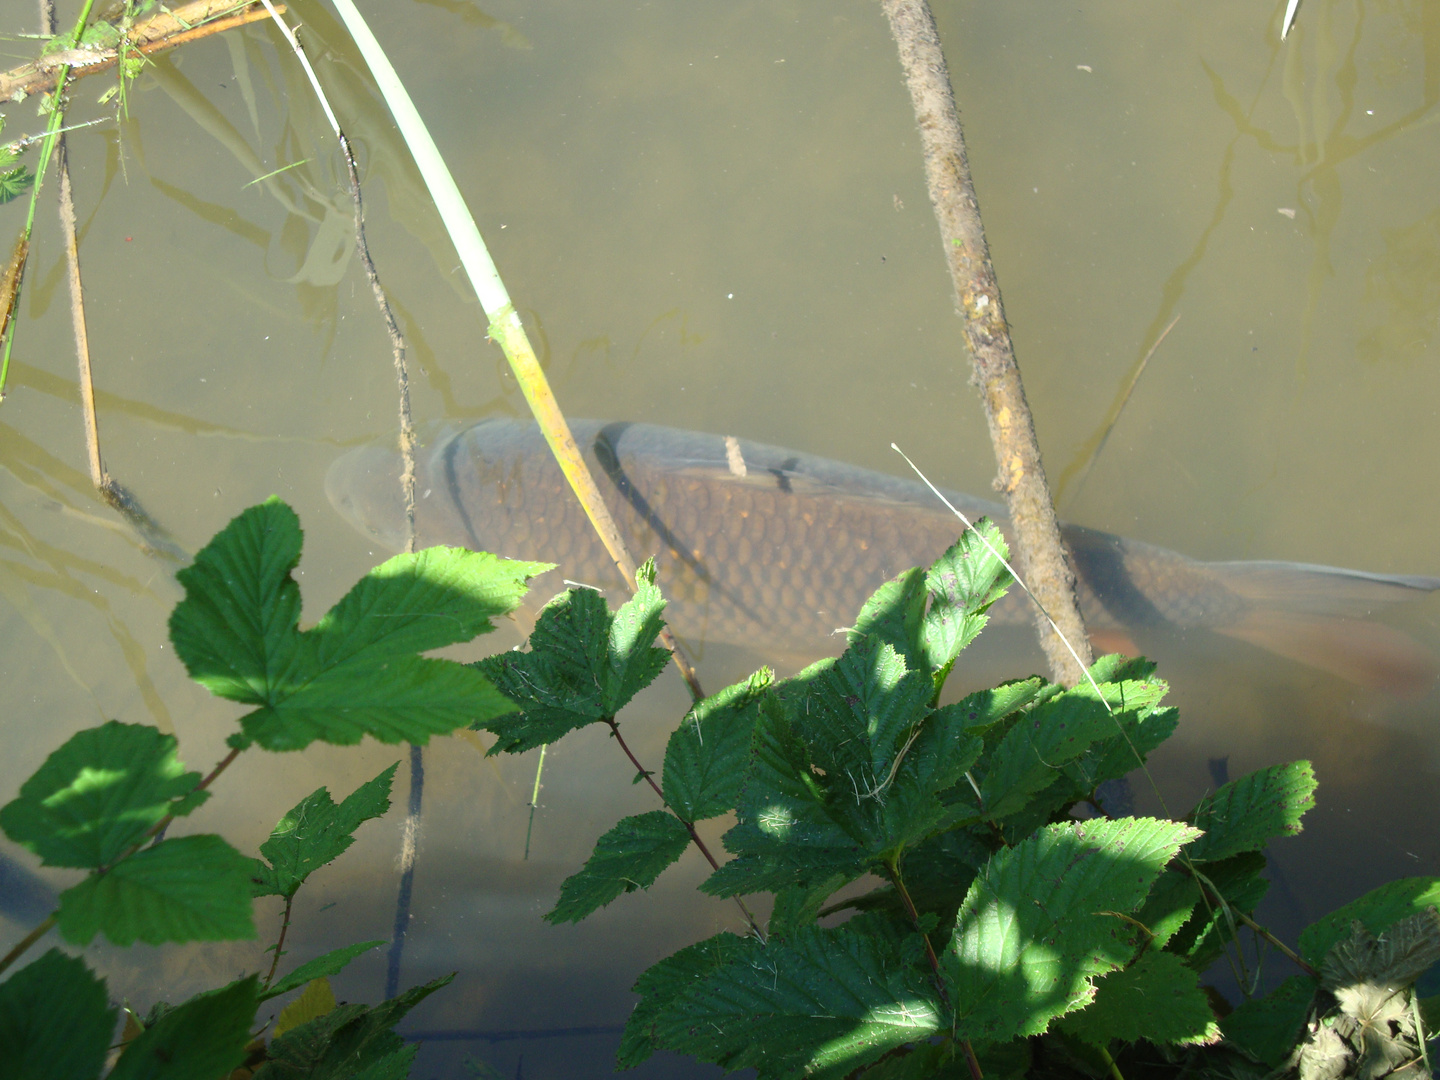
[886,857,982,1080]
[264,893,296,990]
[604,718,764,940]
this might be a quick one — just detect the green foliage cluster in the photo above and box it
[476,520,1440,1080]
[7,499,1440,1080]
[0,499,549,1078]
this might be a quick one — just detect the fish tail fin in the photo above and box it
[1207,561,1440,693]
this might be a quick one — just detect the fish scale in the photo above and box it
[327,419,1440,690]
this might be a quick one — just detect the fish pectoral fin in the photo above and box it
[1216,610,1439,696]
[1088,628,1140,658]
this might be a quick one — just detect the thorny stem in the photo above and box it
[604,718,765,942]
[264,893,296,990]
[0,914,56,978]
[885,857,982,1080]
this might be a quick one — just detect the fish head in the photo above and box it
[325,437,413,552]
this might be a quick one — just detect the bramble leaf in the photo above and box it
[57,834,255,946]
[108,976,258,1080]
[662,669,771,821]
[170,500,543,751]
[1186,760,1316,862]
[945,816,1201,1041]
[478,561,670,754]
[258,973,452,1078]
[546,810,691,924]
[251,764,396,898]
[1221,974,1318,1068]
[620,933,755,1068]
[1058,951,1219,1046]
[849,566,927,664]
[644,917,943,1080]
[0,721,206,869]
[977,683,1118,822]
[0,948,114,1080]
[933,677,1046,737]
[263,941,386,1001]
[1300,877,1440,967]
[0,164,34,204]
[921,520,1012,674]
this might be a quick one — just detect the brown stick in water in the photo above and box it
[880,0,1092,686]
[0,1,281,101]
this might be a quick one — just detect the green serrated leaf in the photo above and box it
[252,764,396,898]
[620,933,755,1068]
[109,976,258,1080]
[0,165,34,204]
[1300,877,1440,967]
[172,501,540,751]
[649,916,943,1080]
[945,816,1202,1041]
[0,949,114,1080]
[662,668,770,821]
[978,684,1118,822]
[1321,907,1440,990]
[1058,951,1219,1046]
[849,567,927,663]
[170,499,305,707]
[546,810,691,924]
[57,833,255,946]
[1187,760,1316,862]
[257,973,452,1079]
[479,567,671,754]
[922,520,1012,674]
[0,721,206,870]
[1167,851,1270,967]
[347,1045,419,1080]
[262,941,387,1001]
[1221,973,1318,1067]
[933,677,1046,737]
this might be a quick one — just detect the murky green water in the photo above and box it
[2,0,1440,1075]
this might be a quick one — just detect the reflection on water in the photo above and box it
[1,0,1440,1075]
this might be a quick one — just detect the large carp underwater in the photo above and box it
[326,419,1440,692]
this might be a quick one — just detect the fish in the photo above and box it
[326,419,1440,692]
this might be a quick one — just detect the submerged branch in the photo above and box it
[881,0,1091,686]
[0,1,282,101]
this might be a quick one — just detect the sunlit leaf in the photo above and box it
[546,810,691,924]
[946,816,1201,1040]
[1186,760,1316,863]
[921,520,1012,674]
[273,977,337,1038]
[0,949,114,1080]
[170,499,544,751]
[251,765,396,898]
[1299,877,1440,967]
[0,721,206,869]
[0,165,34,204]
[478,561,670,754]
[57,834,255,946]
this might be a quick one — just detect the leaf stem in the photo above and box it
[1192,877,1318,979]
[1099,1044,1125,1080]
[885,857,982,1080]
[0,912,56,978]
[264,893,295,990]
[604,718,765,941]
